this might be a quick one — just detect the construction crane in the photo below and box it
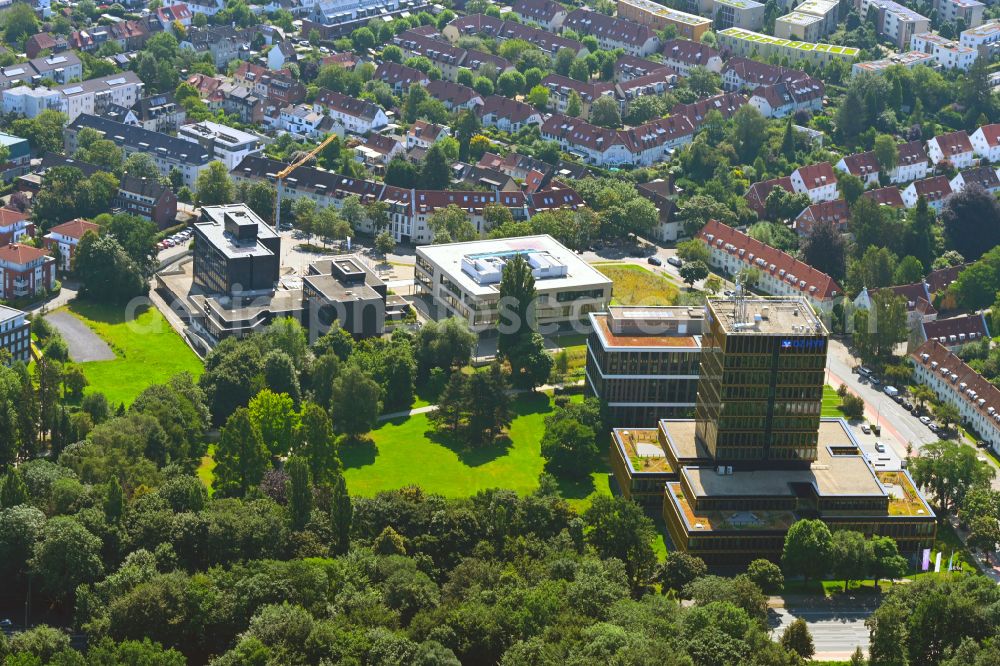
[273,133,340,230]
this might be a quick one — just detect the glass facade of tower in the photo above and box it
[694,303,827,468]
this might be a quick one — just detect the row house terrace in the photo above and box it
[862,186,906,208]
[671,92,748,129]
[748,76,824,118]
[512,0,569,31]
[661,38,723,75]
[373,62,429,96]
[722,57,810,91]
[541,113,694,167]
[230,155,584,244]
[314,89,389,135]
[443,14,587,57]
[541,74,616,116]
[912,340,1000,449]
[477,95,544,133]
[793,199,850,236]
[562,8,661,57]
[921,313,990,350]
[698,219,843,310]
[425,80,484,112]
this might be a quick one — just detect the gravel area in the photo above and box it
[45,311,115,362]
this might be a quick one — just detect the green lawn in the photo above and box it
[343,392,612,510]
[822,385,843,417]
[593,263,679,306]
[60,300,203,407]
[198,444,216,496]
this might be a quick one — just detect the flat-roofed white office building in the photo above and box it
[415,235,612,333]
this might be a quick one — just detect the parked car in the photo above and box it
[858,366,873,377]
[666,256,683,268]
[875,441,886,453]
[647,256,662,266]
[928,423,939,432]
[884,385,899,397]
[903,402,914,411]
[919,415,931,425]
[861,424,871,434]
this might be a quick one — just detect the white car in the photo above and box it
[874,442,886,453]
[919,415,931,425]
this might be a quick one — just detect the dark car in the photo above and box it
[647,256,663,266]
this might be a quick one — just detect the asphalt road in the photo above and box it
[770,605,870,660]
[826,339,938,456]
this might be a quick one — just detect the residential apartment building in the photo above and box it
[274,104,335,140]
[688,0,765,31]
[790,162,838,203]
[950,165,1000,195]
[637,178,682,241]
[794,199,850,235]
[857,0,929,49]
[616,0,711,42]
[585,306,704,428]
[115,175,178,229]
[912,340,1000,448]
[314,89,389,135]
[835,151,881,187]
[862,186,906,208]
[0,53,83,90]
[717,27,859,67]
[177,121,263,171]
[43,218,99,272]
[65,115,213,189]
[698,219,843,309]
[722,57,809,91]
[971,124,1000,162]
[0,243,55,299]
[902,175,954,211]
[960,21,1000,57]
[889,140,930,184]
[414,235,611,333]
[927,130,975,168]
[852,50,936,75]
[775,12,828,41]
[563,8,661,56]
[933,0,984,28]
[0,305,30,363]
[3,72,144,121]
[910,32,977,70]
[672,92,748,129]
[406,120,450,150]
[745,175,794,217]
[921,314,989,352]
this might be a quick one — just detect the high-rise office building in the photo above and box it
[695,296,827,468]
[606,294,936,564]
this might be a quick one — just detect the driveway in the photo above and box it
[44,311,114,362]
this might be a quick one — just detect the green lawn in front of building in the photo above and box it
[593,263,679,306]
[62,300,203,408]
[342,392,612,510]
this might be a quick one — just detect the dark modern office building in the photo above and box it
[607,295,937,564]
[585,307,703,427]
[163,205,392,349]
[193,204,281,296]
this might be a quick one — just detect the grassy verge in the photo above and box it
[61,300,203,407]
[593,263,679,306]
[822,385,843,417]
[343,392,612,509]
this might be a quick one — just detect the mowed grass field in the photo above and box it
[342,392,613,510]
[62,300,203,407]
[594,263,679,306]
